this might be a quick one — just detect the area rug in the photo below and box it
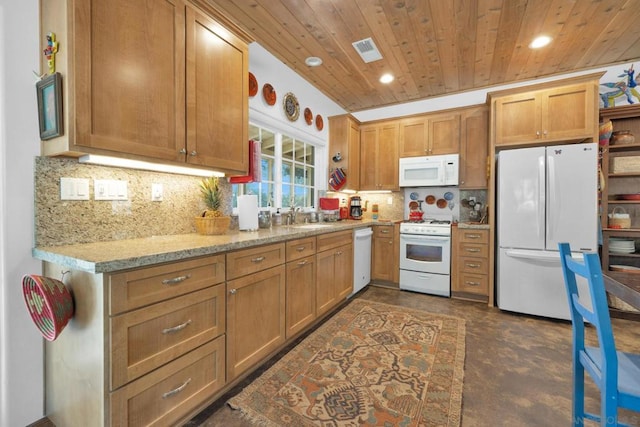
[228,299,466,426]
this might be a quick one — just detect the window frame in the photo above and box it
[232,121,326,214]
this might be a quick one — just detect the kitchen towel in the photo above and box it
[229,140,262,184]
[328,167,346,191]
[238,195,258,231]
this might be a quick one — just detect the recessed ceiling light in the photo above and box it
[379,73,394,84]
[529,35,552,49]
[305,56,323,67]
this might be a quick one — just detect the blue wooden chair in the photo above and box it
[558,243,640,426]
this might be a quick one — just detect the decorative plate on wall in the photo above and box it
[263,83,276,106]
[315,114,324,130]
[304,107,313,125]
[283,92,300,121]
[248,72,258,97]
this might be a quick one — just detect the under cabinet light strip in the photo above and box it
[78,155,225,177]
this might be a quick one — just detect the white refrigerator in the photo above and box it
[497,143,598,320]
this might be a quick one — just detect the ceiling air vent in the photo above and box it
[352,37,383,63]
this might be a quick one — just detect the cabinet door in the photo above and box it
[286,256,316,338]
[316,249,337,317]
[542,83,597,142]
[74,0,186,160]
[335,244,354,301]
[226,265,286,380]
[377,122,399,190]
[186,5,248,174]
[359,125,379,190]
[399,117,428,157]
[372,233,394,281]
[328,115,361,190]
[460,107,489,189]
[429,112,461,155]
[494,92,541,145]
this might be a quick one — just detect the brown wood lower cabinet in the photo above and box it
[316,230,353,317]
[42,231,359,426]
[372,224,398,284]
[285,237,317,338]
[226,243,286,381]
[451,227,490,302]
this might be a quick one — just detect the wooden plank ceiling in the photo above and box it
[205,0,640,112]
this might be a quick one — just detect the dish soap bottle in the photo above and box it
[273,208,282,226]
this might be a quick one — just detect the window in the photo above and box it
[232,123,317,210]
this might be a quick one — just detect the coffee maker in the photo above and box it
[349,196,362,219]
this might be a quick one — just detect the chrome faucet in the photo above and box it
[288,206,301,224]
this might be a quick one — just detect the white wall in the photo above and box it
[0,0,44,425]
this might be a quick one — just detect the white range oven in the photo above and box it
[399,219,452,297]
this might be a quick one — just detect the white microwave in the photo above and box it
[399,154,459,187]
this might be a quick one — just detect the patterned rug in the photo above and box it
[227,299,466,426]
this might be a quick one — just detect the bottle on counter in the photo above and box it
[273,208,282,226]
[372,203,379,221]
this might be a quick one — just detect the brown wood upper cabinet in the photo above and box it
[40,0,250,175]
[328,114,361,191]
[399,112,461,157]
[459,106,489,189]
[360,121,399,190]
[490,74,600,147]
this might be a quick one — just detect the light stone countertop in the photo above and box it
[33,219,396,274]
[456,222,491,230]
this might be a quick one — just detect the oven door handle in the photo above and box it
[401,235,450,244]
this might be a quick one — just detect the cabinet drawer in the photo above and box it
[374,225,395,239]
[317,230,352,252]
[286,237,316,262]
[111,285,225,390]
[458,242,489,258]
[227,243,285,280]
[456,272,488,296]
[459,229,489,244]
[460,256,489,274]
[109,255,225,315]
[110,336,225,427]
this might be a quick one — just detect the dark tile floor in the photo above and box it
[188,285,640,426]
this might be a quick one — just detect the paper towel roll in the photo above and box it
[238,195,259,231]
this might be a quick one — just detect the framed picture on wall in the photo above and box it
[36,72,63,140]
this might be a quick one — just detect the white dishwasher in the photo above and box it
[352,227,373,295]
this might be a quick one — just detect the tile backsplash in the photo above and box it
[34,157,232,246]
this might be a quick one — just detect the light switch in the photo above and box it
[151,183,163,201]
[60,177,90,200]
[94,179,128,200]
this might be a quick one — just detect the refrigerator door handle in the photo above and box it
[505,249,560,263]
[537,156,545,241]
[547,154,557,242]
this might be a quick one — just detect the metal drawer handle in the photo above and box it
[465,281,480,286]
[381,230,390,234]
[465,248,481,253]
[162,319,192,334]
[162,274,191,285]
[297,260,308,266]
[162,378,192,399]
[251,256,266,263]
[465,263,481,268]
[296,246,306,252]
[335,251,343,256]
[466,234,481,239]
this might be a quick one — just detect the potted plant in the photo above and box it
[194,177,231,235]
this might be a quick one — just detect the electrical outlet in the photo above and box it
[387,197,393,205]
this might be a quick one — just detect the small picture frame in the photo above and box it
[36,72,63,140]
